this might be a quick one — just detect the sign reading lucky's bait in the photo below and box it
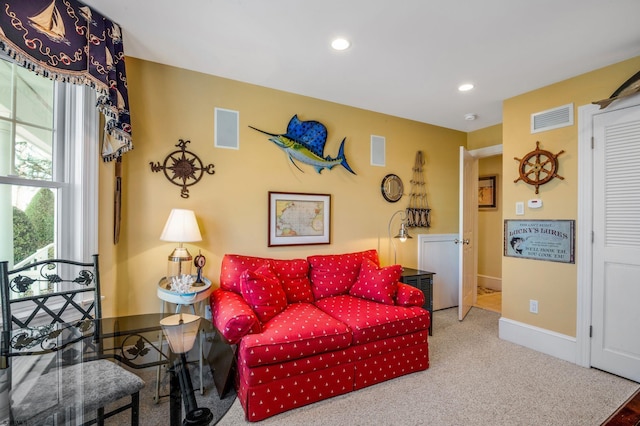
[504,220,575,263]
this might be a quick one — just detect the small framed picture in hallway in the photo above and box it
[478,175,497,209]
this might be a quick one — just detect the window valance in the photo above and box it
[0,0,132,161]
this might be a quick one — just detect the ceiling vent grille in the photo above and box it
[531,103,573,134]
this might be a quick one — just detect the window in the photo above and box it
[0,56,98,298]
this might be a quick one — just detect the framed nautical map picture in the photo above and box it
[268,192,331,246]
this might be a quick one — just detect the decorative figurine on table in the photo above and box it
[169,274,195,293]
[194,252,206,286]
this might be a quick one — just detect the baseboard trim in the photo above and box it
[477,275,502,291]
[499,317,577,364]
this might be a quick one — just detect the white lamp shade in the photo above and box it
[160,209,202,242]
[160,313,201,354]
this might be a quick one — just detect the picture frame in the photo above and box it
[268,192,331,246]
[478,175,497,209]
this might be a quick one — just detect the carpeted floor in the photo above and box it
[216,307,639,426]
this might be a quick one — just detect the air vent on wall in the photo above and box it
[531,103,573,134]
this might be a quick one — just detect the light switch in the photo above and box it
[516,202,525,215]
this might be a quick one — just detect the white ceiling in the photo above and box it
[85,0,640,132]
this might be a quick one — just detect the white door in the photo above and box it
[458,147,478,320]
[590,104,640,381]
[419,234,459,310]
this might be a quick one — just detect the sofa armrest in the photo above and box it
[211,288,261,344]
[395,282,425,308]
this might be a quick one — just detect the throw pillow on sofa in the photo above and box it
[240,263,288,323]
[307,249,380,300]
[220,254,270,294]
[349,258,402,305]
[269,258,315,303]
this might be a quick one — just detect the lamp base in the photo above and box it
[184,408,213,426]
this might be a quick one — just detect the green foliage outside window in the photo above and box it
[13,207,38,264]
[25,188,54,250]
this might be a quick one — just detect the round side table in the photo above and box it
[155,277,213,402]
[157,276,213,315]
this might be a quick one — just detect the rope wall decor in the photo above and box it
[406,151,431,228]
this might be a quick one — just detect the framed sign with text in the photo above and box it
[504,220,575,263]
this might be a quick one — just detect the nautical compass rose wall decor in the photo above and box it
[514,141,564,194]
[150,139,215,198]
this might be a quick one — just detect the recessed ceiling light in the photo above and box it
[458,83,474,92]
[464,113,478,121]
[331,38,350,51]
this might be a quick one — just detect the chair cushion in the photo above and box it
[315,295,430,345]
[307,249,380,300]
[349,258,401,305]
[239,303,352,367]
[240,263,288,323]
[11,359,145,424]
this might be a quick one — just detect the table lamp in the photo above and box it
[388,210,412,265]
[160,313,213,426]
[160,209,202,280]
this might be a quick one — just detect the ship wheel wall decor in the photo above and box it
[150,139,215,198]
[514,141,564,194]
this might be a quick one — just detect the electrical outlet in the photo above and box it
[529,299,539,314]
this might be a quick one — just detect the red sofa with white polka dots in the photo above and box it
[210,249,430,422]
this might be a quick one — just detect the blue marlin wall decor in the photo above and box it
[250,115,356,174]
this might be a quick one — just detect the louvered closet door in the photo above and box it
[591,104,640,382]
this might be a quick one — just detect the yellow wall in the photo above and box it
[467,124,502,151]
[501,55,640,336]
[98,58,466,316]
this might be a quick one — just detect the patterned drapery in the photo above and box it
[0,0,132,161]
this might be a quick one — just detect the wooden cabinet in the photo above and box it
[400,268,435,335]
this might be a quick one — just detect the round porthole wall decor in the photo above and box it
[381,174,404,202]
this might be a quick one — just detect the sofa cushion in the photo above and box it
[239,302,352,368]
[307,249,380,300]
[220,254,269,294]
[349,258,401,305]
[315,295,430,345]
[270,258,314,304]
[240,263,288,323]
[211,289,262,344]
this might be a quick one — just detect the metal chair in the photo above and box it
[0,255,145,425]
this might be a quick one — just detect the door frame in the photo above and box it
[576,95,640,368]
[463,144,503,316]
